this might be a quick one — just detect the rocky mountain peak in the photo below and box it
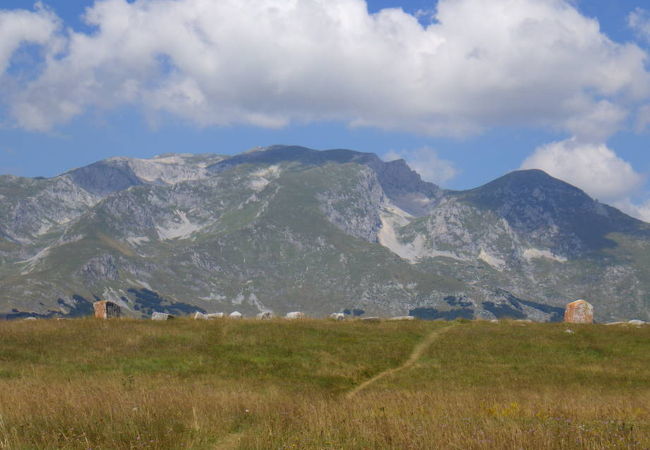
[66,159,144,196]
[209,145,442,215]
[460,169,587,203]
[65,153,225,196]
[455,169,646,255]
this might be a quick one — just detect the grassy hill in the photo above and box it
[0,319,648,449]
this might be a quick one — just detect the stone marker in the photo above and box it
[257,311,273,320]
[93,300,122,319]
[361,317,381,322]
[607,320,645,326]
[329,313,345,321]
[229,311,243,319]
[285,311,305,319]
[195,312,224,320]
[152,312,174,321]
[564,299,593,324]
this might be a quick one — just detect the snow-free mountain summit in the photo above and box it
[1,146,649,322]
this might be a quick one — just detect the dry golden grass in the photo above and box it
[243,390,649,449]
[0,318,648,449]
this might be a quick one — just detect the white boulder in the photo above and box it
[152,312,174,321]
[257,311,274,320]
[329,313,345,321]
[229,311,243,319]
[285,312,305,319]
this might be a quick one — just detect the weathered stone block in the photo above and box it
[151,312,174,321]
[93,301,122,319]
[285,311,305,319]
[564,300,593,324]
[361,317,381,322]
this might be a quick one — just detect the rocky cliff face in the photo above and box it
[1,146,648,322]
[67,153,224,194]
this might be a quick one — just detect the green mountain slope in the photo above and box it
[1,146,648,321]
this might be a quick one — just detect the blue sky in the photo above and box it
[1,0,650,217]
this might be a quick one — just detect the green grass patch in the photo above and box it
[0,318,648,449]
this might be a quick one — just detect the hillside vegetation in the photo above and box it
[0,319,648,449]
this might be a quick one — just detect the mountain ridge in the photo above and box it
[1,146,648,322]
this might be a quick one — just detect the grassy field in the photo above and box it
[0,318,648,449]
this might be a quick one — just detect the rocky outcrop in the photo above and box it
[80,255,120,282]
[318,167,384,242]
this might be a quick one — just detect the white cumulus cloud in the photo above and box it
[0,4,60,75]
[521,138,645,201]
[384,147,457,185]
[629,7,650,43]
[0,0,649,137]
[636,104,650,132]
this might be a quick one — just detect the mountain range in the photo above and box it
[1,145,649,322]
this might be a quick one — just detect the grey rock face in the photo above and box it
[0,175,99,243]
[67,160,144,196]
[317,167,384,242]
[80,255,119,282]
